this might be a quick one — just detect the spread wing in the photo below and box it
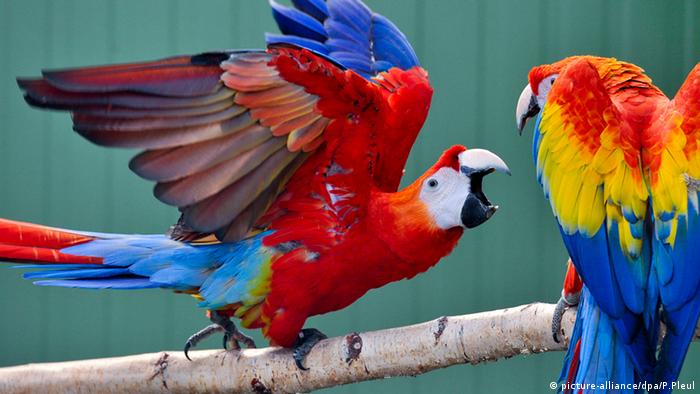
[17,0,426,244]
[18,44,431,245]
[647,62,700,383]
[17,49,333,243]
[534,58,655,373]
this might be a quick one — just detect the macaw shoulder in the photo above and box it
[375,67,433,110]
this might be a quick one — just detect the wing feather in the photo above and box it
[77,111,257,149]
[18,49,335,242]
[648,62,700,383]
[18,41,429,246]
[154,137,286,207]
[267,0,419,77]
[183,147,300,232]
[129,124,272,182]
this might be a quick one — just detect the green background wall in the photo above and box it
[0,1,698,392]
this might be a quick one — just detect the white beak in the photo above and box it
[516,84,540,134]
[458,149,511,176]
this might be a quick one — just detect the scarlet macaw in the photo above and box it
[0,0,510,367]
[516,57,700,392]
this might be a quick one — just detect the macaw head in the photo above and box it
[515,56,584,133]
[420,145,510,229]
[373,145,509,275]
[392,145,510,232]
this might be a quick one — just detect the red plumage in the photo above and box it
[0,219,101,264]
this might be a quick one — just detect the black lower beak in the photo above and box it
[460,170,499,229]
[517,95,540,135]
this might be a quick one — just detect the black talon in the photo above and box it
[183,311,257,360]
[552,297,568,343]
[184,324,223,360]
[552,290,582,343]
[223,332,230,350]
[292,328,327,370]
[210,311,256,350]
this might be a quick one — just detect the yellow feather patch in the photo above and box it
[245,255,272,302]
[649,116,689,246]
[538,98,648,257]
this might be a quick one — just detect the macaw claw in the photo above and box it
[552,296,568,343]
[553,258,583,343]
[552,293,580,343]
[222,326,257,351]
[293,328,327,370]
[183,311,256,361]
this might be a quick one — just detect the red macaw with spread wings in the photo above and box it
[0,0,509,367]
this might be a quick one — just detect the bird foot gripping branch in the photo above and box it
[551,259,582,344]
[184,310,257,361]
[293,328,328,370]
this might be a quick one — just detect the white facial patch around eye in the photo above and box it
[419,167,471,230]
[537,73,559,107]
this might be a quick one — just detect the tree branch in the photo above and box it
[0,302,697,393]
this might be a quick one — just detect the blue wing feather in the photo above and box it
[534,107,657,386]
[270,1,328,42]
[560,229,626,318]
[266,0,420,78]
[326,38,369,56]
[265,33,330,55]
[324,19,368,46]
[327,0,371,31]
[291,0,329,21]
[370,13,419,70]
[654,195,700,387]
[657,212,700,309]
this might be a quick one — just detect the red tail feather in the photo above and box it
[0,219,101,264]
[564,339,582,394]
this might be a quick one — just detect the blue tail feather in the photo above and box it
[560,288,641,393]
[16,230,275,309]
[23,268,131,280]
[34,278,159,290]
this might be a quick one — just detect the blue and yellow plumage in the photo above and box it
[518,57,700,392]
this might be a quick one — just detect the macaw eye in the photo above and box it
[550,77,556,84]
[427,179,438,188]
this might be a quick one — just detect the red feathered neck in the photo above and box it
[367,146,467,278]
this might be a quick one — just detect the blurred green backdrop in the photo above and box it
[0,0,698,392]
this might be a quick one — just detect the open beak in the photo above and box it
[516,84,540,134]
[458,149,510,228]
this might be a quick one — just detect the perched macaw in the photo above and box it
[516,57,700,392]
[0,0,510,367]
